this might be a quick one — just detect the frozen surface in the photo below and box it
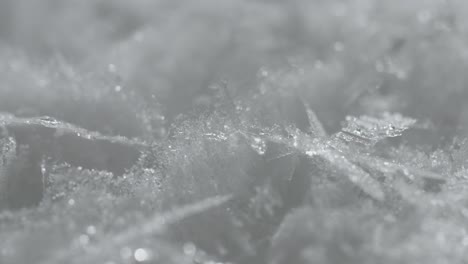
[1,1,468,264]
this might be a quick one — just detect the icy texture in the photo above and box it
[2,1,468,264]
[336,113,417,146]
[0,113,145,176]
[45,194,232,264]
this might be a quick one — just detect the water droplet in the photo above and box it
[134,248,151,262]
[68,199,75,206]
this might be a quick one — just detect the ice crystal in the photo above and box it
[250,136,267,155]
[0,112,145,176]
[264,111,429,203]
[303,101,327,137]
[336,112,417,146]
[319,149,385,201]
[0,137,16,209]
[1,1,468,263]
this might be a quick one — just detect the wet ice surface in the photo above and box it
[2,1,468,264]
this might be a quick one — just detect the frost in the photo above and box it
[264,111,428,203]
[250,136,267,155]
[319,149,385,201]
[0,113,148,210]
[335,112,417,146]
[1,1,468,263]
[302,101,327,137]
[44,195,232,264]
[0,112,145,176]
[352,153,446,194]
[0,137,16,209]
